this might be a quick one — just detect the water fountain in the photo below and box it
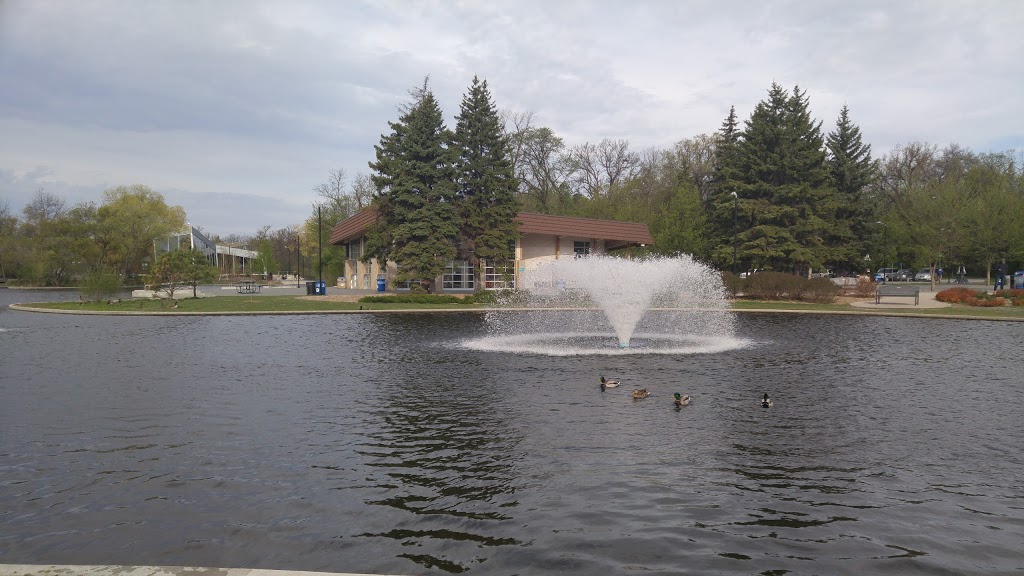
[465,254,742,356]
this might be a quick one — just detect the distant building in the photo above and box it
[329,210,654,291]
[155,226,260,276]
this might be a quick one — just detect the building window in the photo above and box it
[484,260,515,290]
[443,260,474,290]
[574,241,591,258]
[348,239,362,260]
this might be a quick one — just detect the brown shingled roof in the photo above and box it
[515,212,653,244]
[329,209,378,245]
[329,209,653,246]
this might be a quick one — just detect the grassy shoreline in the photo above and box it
[10,295,1024,320]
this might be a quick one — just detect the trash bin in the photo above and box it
[305,281,315,295]
[314,281,326,295]
[376,276,386,292]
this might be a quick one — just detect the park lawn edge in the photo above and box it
[8,295,1024,321]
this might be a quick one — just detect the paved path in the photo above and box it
[849,286,951,310]
[0,565,403,576]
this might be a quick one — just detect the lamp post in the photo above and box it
[876,221,887,283]
[317,205,323,295]
[730,191,738,275]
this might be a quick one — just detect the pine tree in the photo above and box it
[367,80,459,293]
[731,83,834,275]
[707,106,743,270]
[451,76,519,289]
[826,104,876,273]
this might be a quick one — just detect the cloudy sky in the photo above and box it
[2,1,1022,236]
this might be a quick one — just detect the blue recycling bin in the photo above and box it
[376,276,386,292]
[314,281,326,295]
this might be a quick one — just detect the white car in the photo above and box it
[914,268,932,281]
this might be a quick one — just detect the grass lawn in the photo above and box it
[22,295,487,313]
[15,295,1024,320]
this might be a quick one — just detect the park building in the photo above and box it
[329,210,654,292]
[155,225,260,278]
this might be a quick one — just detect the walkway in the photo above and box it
[849,286,951,310]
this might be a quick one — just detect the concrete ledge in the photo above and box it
[131,289,206,299]
[0,565,402,576]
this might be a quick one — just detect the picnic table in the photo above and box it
[235,281,263,294]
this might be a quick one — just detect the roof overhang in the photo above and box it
[329,209,653,247]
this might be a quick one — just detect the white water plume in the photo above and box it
[466,254,740,356]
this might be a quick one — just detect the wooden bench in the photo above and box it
[875,284,920,305]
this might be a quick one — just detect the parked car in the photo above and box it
[895,269,914,281]
[875,267,899,282]
[914,268,932,282]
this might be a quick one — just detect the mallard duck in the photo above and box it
[631,388,650,399]
[600,375,620,390]
[761,393,773,408]
[673,392,691,407]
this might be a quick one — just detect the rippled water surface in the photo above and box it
[2,289,1023,575]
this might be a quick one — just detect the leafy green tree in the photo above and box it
[148,248,190,300]
[451,76,519,289]
[366,80,459,293]
[251,237,277,278]
[961,156,1024,283]
[826,104,876,273]
[182,249,219,297]
[79,270,121,302]
[97,185,186,279]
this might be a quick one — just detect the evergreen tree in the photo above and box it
[732,83,834,275]
[826,104,876,273]
[366,80,459,293]
[708,105,744,270]
[451,76,519,289]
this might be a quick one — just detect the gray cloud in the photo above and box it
[2,0,1021,237]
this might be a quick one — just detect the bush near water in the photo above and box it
[936,287,1024,307]
[723,271,841,303]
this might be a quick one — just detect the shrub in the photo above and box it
[964,296,1006,307]
[935,287,978,304]
[721,271,743,299]
[358,294,464,304]
[79,271,121,302]
[798,277,841,303]
[461,290,499,305]
[743,272,807,301]
[850,278,877,298]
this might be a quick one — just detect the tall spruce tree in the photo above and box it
[733,83,834,276]
[451,76,519,289]
[366,81,459,293]
[708,105,744,270]
[826,104,875,273]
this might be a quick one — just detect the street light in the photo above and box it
[876,221,887,283]
[730,192,738,274]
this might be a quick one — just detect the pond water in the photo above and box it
[2,289,1022,575]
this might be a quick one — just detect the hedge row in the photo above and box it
[936,287,1024,306]
[722,271,840,303]
[357,291,499,305]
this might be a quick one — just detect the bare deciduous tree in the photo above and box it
[567,138,640,199]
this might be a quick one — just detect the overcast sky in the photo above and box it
[2,1,1022,236]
